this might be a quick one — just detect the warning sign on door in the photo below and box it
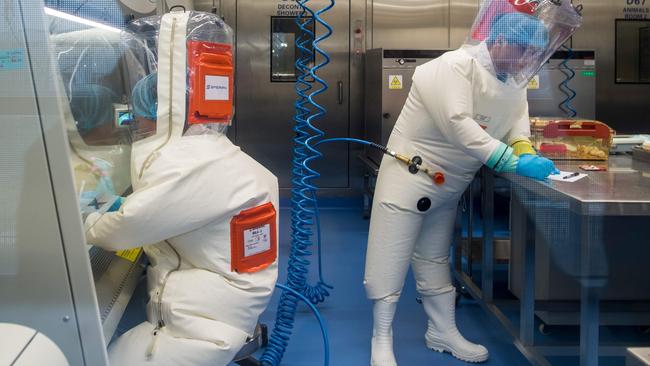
[389,75,403,90]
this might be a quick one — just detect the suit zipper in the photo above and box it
[146,240,182,359]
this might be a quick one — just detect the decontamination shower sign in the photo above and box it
[276,0,303,16]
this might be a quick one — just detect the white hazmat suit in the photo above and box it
[365,1,582,365]
[365,43,526,365]
[84,11,279,366]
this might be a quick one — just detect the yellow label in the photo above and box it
[389,75,403,90]
[116,248,142,263]
[527,75,540,90]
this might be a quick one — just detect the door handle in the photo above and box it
[337,81,343,104]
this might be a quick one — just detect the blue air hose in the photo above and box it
[315,137,385,150]
[260,1,335,365]
[295,0,335,305]
[559,45,578,118]
[272,283,330,365]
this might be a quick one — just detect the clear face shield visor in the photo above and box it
[467,0,583,88]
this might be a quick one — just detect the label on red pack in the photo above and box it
[205,75,229,101]
[244,224,271,257]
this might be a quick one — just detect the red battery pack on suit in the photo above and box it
[187,40,234,124]
[230,202,277,273]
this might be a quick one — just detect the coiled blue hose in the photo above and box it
[271,283,330,365]
[289,0,335,305]
[260,1,335,365]
[559,45,578,118]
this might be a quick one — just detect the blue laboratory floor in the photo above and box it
[118,203,648,365]
[249,206,530,366]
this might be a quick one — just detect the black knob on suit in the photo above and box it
[417,197,431,212]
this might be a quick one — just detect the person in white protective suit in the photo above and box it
[84,11,279,366]
[364,1,582,365]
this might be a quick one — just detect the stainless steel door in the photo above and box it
[371,0,450,49]
[235,0,350,189]
[572,0,650,133]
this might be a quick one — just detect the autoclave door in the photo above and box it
[234,0,351,189]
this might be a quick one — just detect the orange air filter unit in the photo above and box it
[187,40,234,124]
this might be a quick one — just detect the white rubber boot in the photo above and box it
[370,295,398,366]
[422,289,489,363]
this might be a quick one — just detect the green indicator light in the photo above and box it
[582,71,596,77]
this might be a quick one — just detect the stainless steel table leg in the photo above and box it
[580,285,600,366]
[519,189,536,346]
[579,215,604,366]
[482,167,495,303]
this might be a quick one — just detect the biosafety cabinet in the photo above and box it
[1,3,269,365]
[0,2,142,365]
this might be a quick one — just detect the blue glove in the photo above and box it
[516,154,560,181]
